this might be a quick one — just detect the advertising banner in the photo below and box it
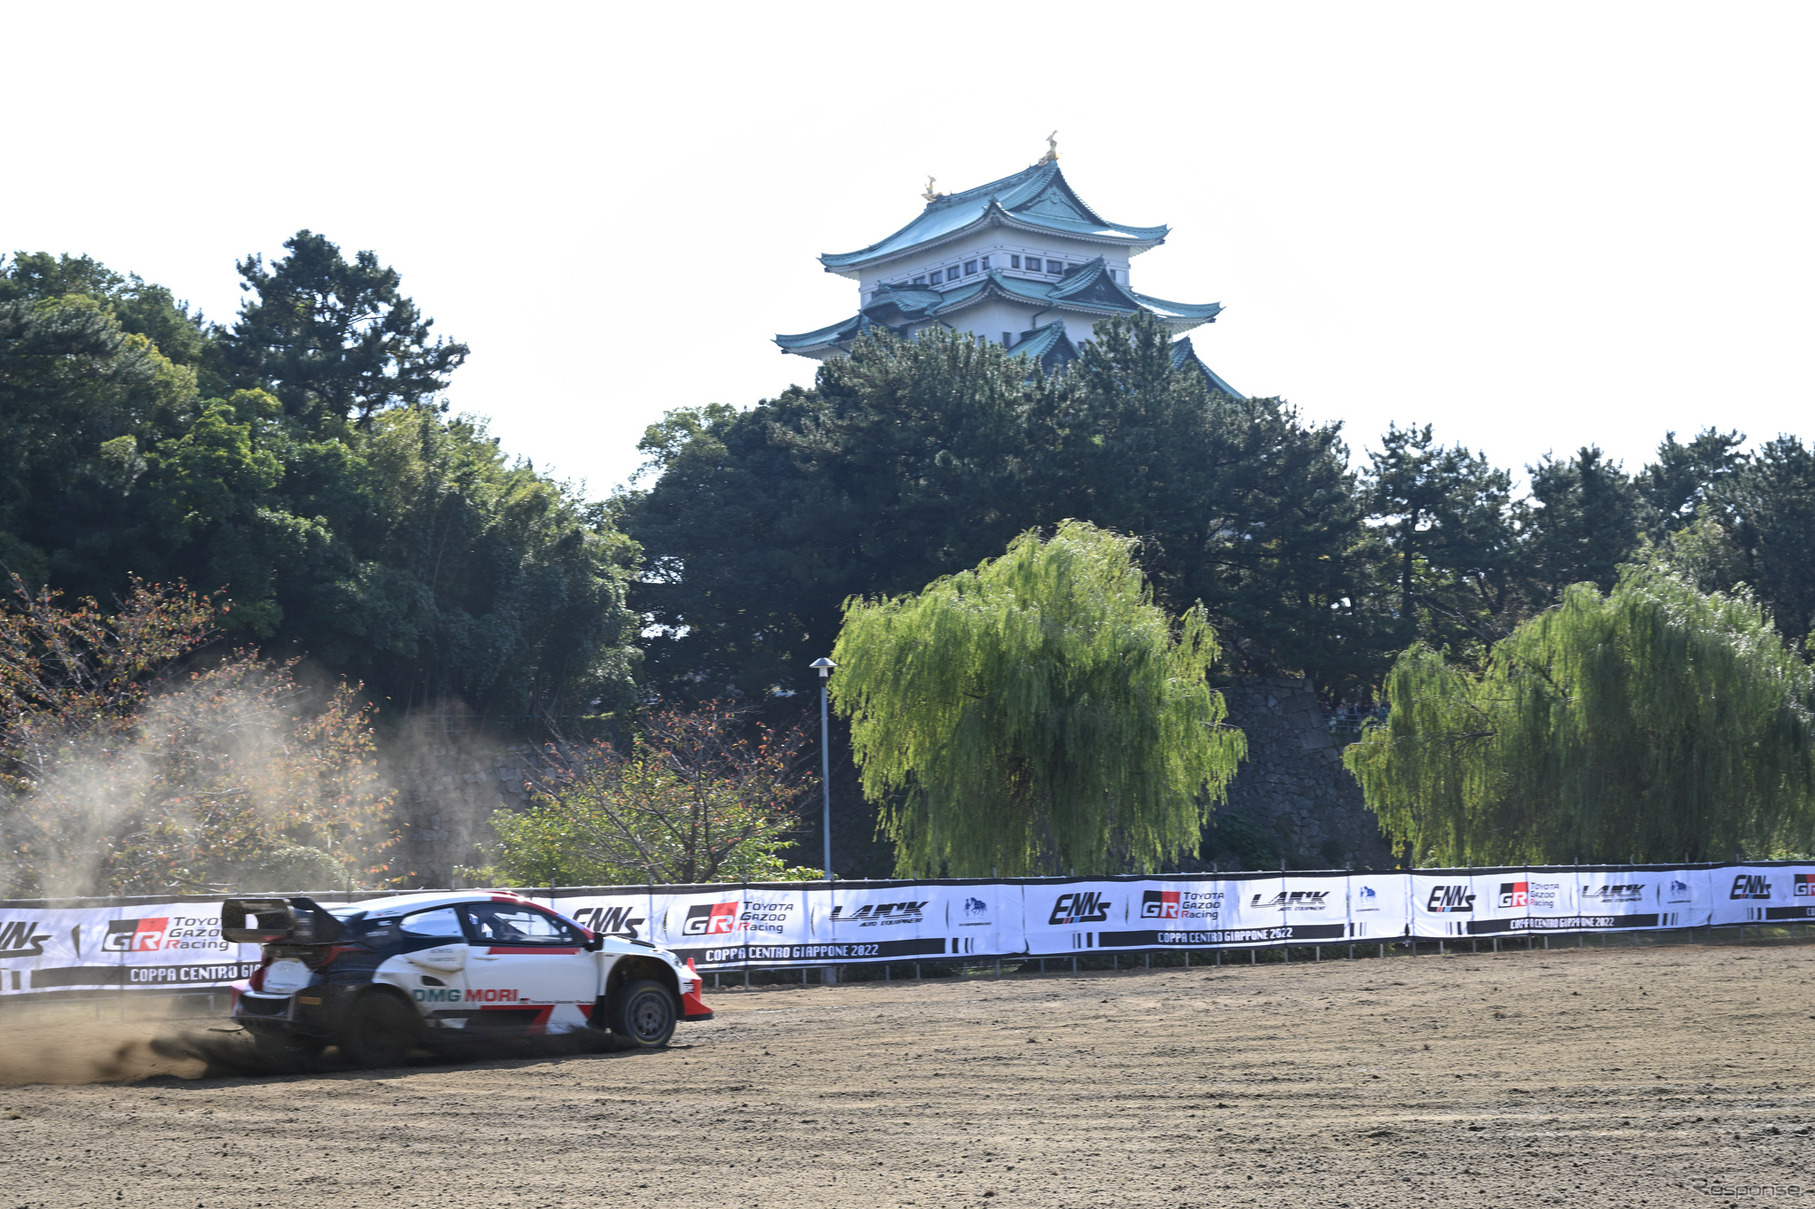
[0,900,262,993]
[1022,879,1130,956]
[1710,863,1815,927]
[2,864,1810,992]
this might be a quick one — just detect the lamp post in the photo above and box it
[810,658,837,880]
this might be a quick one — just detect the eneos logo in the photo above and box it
[102,918,170,952]
[682,902,740,936]
[1425,885,1475,913]
[1049,892,1111,926]
[1498,881,1529,909]
[1141,891,1181,920]
[570,905,646,938]
[0,920,50,959]
[1730,875,1772,901]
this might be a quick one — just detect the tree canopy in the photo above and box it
[830,521,1246,877]
[1343,568,1815,866]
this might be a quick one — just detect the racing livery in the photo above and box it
[222,891,711,1066]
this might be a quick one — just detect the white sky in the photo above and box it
[7,3,1811,497]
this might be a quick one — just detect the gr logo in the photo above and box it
[682,902,739,935]
[1141,891,1181,920]
[102,918,170,952]
[1498,881,1529,909]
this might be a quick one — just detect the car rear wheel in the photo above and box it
[609,979,676,1047]
[339,991,420,1068]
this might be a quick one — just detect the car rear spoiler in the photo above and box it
[221,897,346,945]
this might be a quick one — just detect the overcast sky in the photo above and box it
[8,3,1811,497]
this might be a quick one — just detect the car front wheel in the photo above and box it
[609,980,677,1047]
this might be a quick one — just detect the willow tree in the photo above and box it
[1344,567,1815,866]
[829,520,1246,877]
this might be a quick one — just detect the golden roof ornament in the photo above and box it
[1036,131,1059,165]
[922,175,941,202]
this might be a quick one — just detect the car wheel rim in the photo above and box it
[631,994,668,1039]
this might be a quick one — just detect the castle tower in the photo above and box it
[776,146,1240,393]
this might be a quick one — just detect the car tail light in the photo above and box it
[306,944,363,969]
[247,949,276,991]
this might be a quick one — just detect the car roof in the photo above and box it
[341,890,547,918]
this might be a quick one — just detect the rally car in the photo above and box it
[221,890,711,1067]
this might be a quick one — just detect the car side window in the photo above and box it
[461,904,582,946]
[398,907,465,939]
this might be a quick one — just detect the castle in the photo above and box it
[776,139,1241,391]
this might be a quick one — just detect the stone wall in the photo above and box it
[380,741,543,888]
[1212,676,1394,870]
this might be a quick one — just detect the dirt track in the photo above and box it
[3,940,1813,1207]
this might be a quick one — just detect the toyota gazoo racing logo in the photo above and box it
[1140,889,1221,921]
[1250,890,1331,913]
[103,914,230,955]
[1796,874,1815,898]
[828,901,928,927]
[1580,884,1644,904]
[1498,881,1529,909]
[1731,874,1772,900]
[0,920,51,959]
[682,902,740,936]
[568,904,646,939]
[1048,891,1112,926]
[1425,884,1475,913]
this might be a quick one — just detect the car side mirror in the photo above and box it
[585,932,606,952]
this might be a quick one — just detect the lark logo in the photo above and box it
[1250,891,1331,912]
[1048,892,1112,926]
[0,920,50,959]
[829,902,928,926]
[1498,881,1529,909]
[1425,885,1475,913]
[682,902,739,936]
[1141,891,1182,919]
[1580,884,1644,904]
[102,918,169,952]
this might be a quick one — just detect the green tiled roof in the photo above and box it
[1170,335,1244,399]
[820,161,1168,273]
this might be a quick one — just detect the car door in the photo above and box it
[456,902,599,1033]
[393,906,471,1024]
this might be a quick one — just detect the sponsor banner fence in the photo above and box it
[4,863,1815,993]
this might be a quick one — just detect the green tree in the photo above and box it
[1640,427,1747,534]
[1363,422,1519,656]
[219,230,468,429]
[1719,436,1815,647]
[486,703,819,885]
[1343,568,1815,866]
[830,521,1246,877]
[1523,446,1648,601]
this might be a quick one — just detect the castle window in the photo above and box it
[979,255,990,269]
[1047,260,1064,274]
[929,269,943,284]
[912,276,926,285]
[964,259,978,276]
[1009,255,1021,269]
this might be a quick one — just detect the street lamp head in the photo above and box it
[811,657,837,679]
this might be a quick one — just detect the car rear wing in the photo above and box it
[220,897,346,946]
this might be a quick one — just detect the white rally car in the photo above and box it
[222,890,711,1066]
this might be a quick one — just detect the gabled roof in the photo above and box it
[820,160,1168,276]
[1008,321,1079,373]
[1170,335,1244,399]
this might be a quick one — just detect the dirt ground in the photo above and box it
[2,939,1812,1208]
